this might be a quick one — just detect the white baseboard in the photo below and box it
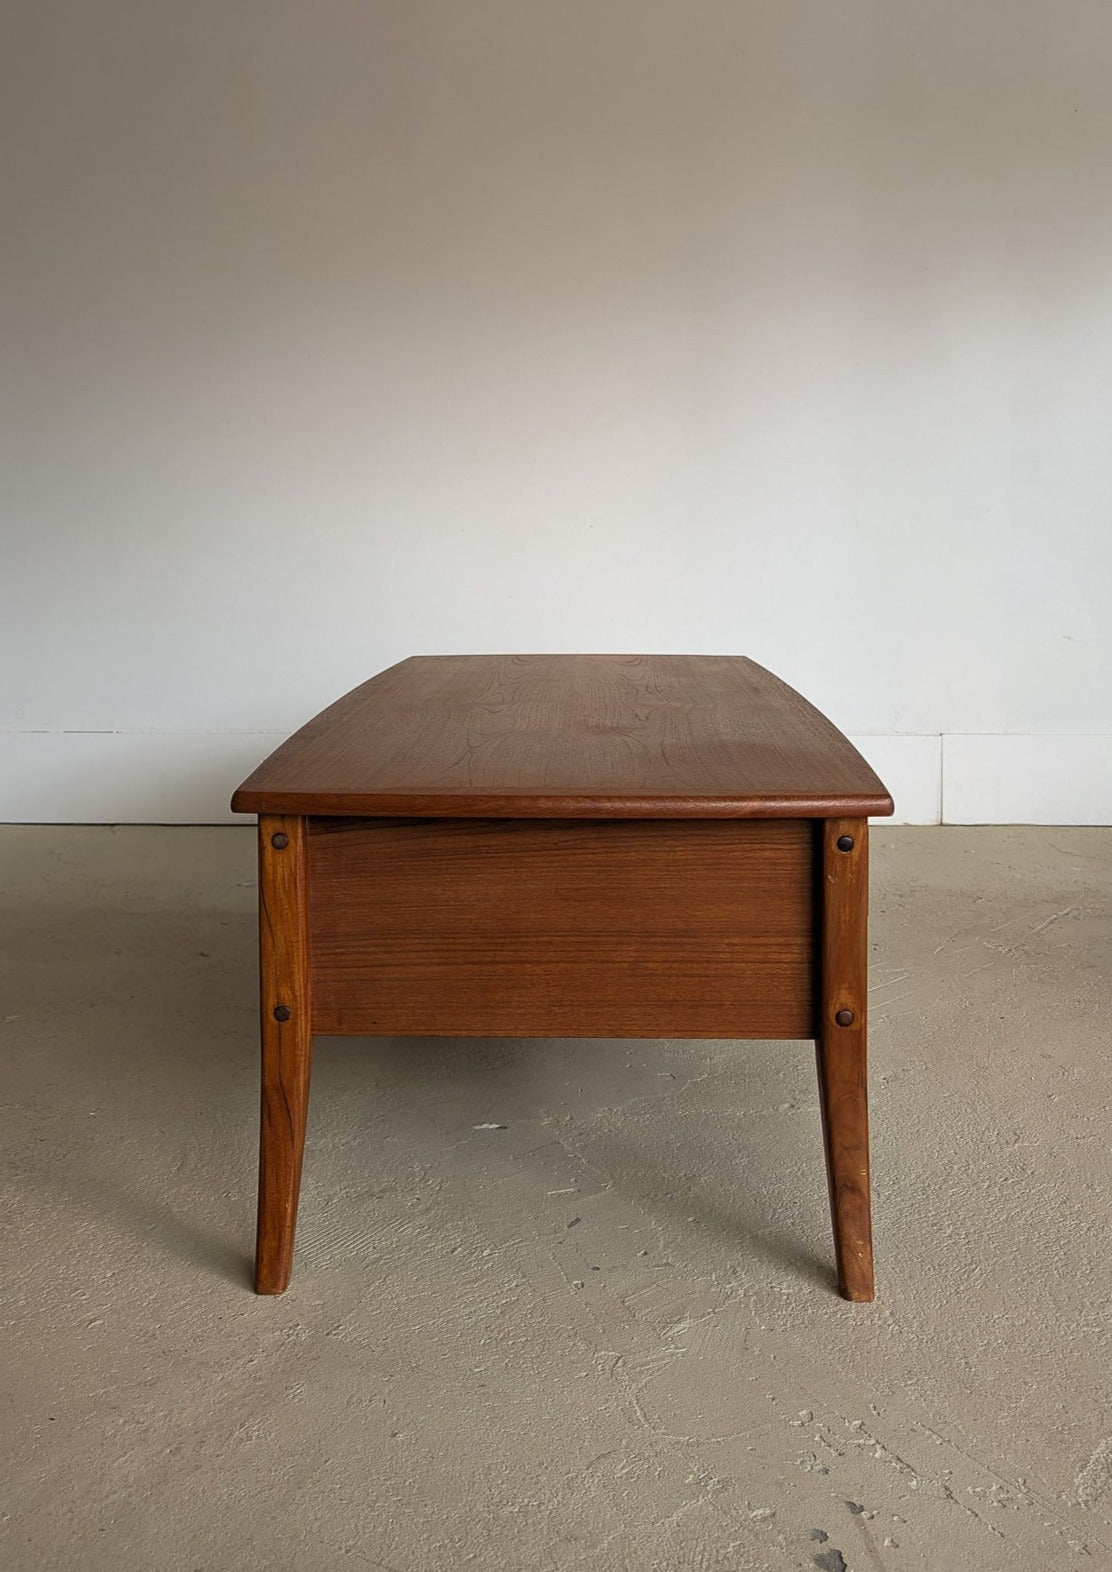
[0,731,287,824]
[849,735,942,825]
[1,729,1106,825]
[943,734,1112,825]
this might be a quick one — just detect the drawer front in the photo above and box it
[307,817,814,1039]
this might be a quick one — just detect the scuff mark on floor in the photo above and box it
[1076,1437,1112,1508]
[813,1549,848,1572]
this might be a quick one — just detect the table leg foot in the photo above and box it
[255,815,311,1295]
[815,1033,874,1301]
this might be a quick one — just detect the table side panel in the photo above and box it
[306,818,815,1038]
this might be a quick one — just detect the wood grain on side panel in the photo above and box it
[307,818,813,1039]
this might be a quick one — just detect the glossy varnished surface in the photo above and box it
[231,655,894,819]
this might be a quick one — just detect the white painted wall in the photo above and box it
[4,2,1110,823]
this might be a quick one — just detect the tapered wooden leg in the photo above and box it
[255,814,312,1294]
[816,817,875,1302]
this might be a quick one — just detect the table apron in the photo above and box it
[303,817,817,1039]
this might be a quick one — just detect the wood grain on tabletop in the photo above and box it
[231,654,894,818]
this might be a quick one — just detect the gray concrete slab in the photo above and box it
[1,826,1109,1571]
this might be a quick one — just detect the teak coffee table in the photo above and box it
[232,655,893,1300]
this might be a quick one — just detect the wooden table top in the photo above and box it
[231,655,894,819]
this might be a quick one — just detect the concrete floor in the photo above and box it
[1,826,1109,1572]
